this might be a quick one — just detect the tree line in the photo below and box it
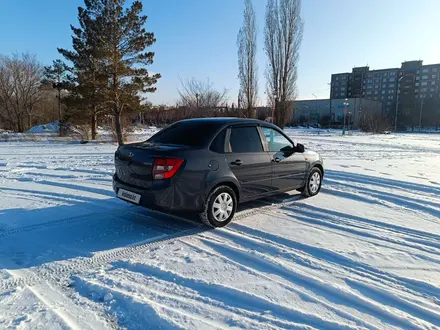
[1,0,305,143]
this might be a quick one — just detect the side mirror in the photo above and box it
[296,143,305,153]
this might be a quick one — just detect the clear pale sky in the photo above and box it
[1,0,439,105]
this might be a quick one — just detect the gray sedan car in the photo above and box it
[113,118,324,227]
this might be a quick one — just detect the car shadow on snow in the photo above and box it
[0,187,210,271]
[0,183,292,272]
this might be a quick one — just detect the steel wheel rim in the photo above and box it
[309,172,321,194]
[212,192,233,222]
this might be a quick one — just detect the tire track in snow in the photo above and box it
[111,261,358,330]
[219,222,440,325]
[230,217,440,304]
[181,239,379,330]
[279,206,440,261]
[0,224,205,291]
[74,272,290,330]
[199,231,437,330]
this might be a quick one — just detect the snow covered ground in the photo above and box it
[0,131,440,329]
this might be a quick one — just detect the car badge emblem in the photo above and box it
[129,152,134,157]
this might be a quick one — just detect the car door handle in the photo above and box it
[231,159,243,166]
[272,157,281,163]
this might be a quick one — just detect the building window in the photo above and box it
[375,85,379,89]
[390,72,396,77]
[367,73,373,78]
[431,88,436,92]
[384,73,388,77]
[415,82,420,86]
[420,87,428,92]
[382,90,386,94]
[336,77,339,81]
[367,91,372,95]
[383,78,387,83]
[367,85,372,89]
[421,81,428,86]
[422,68,429,73]
[415,89,419,92]
[432,81,436,85]
[374,91,378,95]
[389,84,395,88]
[433,68,438,73]
[422,75,429,80]
[432,74,437,79]
[374,96,378,100]
[375,79,380,83]
[367,79,373,83]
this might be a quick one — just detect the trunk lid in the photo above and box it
[114,143,188,188]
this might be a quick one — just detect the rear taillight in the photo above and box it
[152,158,184,180]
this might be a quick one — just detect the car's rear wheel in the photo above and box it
[200,186,237,227]
[301,167,322,197]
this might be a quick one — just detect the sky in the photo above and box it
[1,0,439,106]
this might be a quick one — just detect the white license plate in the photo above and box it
[117,189,141,204]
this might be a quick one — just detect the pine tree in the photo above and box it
[58,4,108,140]
[96,0,160,145]
[58,0,159,144]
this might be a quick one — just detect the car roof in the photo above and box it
[177,117,278,128]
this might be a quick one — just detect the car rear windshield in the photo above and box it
[147,122,219,147]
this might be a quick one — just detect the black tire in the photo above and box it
[200,186,237,228]
[301,167,322,197]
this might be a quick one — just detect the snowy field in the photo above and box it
[1,130,440,329]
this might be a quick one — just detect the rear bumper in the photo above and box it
[112,174,205,212]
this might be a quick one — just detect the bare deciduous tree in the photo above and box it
[237,0,258,118]
[0,53,43,132]
[264,0,303,127]
[177,78,228,109]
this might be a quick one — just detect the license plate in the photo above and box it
[117,189,141,204]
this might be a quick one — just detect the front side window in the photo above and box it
[262,127,293,152]
[229,127,263,153]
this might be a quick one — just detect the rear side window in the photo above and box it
[147,122,218,147]
[229,127,263,153]
[209,129,226,153]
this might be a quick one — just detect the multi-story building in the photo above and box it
[330,60,440,118]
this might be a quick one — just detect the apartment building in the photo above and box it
[330,60,440,116]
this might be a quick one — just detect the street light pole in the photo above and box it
[394,76,404,132]
[419,96,424,129]
[342,98,349,135]
[312,93,317,126]
[272,94,277,124]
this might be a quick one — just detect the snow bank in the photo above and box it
[26,121,60,134]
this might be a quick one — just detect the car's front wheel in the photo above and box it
[200,186,237,227]
[301,167,322,197]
